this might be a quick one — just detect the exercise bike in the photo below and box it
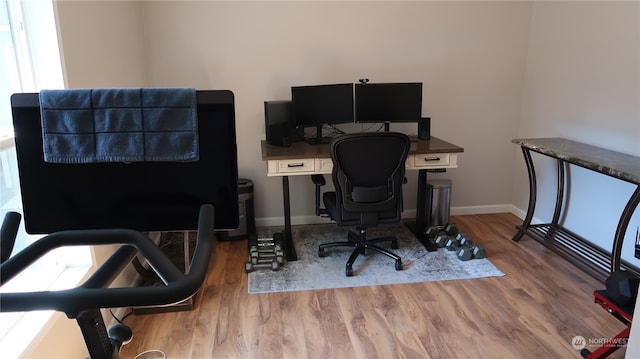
[0,205,214,359]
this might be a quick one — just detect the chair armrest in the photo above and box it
[311,174,328,217]
[311,174,326,186]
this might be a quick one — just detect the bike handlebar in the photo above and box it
[0,204,214,318]
[1,211,21,264]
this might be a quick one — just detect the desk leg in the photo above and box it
[513,147,537,241]
[281,175,297,261]
[611,185,640,272]
[406,169,438,251]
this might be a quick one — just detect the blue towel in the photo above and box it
[39,88,199,163]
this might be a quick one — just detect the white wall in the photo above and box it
[515,1,640,265]
[138,1,532,224]
[55,0,149,88]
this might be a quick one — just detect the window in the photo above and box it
[0,1,91,357]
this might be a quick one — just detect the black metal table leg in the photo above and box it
[611,185,640,272]
[546,159,566,239]
[513,147,537,241]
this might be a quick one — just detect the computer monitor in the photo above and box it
[355,82,423,129]
[11,90,239,233]
[291,83,354,143]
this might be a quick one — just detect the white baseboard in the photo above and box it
[256,215,334,228]
[256,204,527,228]
[452,204,527,219]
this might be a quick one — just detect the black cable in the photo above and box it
[109,307,134,324]
[325,124,346,138]
[357,122,384,133]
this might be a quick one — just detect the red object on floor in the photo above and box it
[581,290,634,359]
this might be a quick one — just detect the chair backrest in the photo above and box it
[330,132,410,226]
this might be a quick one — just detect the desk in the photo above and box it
[512,138,640,282]
[261,136,464,261]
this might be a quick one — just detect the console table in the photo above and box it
[262,136,464,261]
[512,138,640,282]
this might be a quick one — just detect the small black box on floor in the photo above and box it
[218,178,257,241]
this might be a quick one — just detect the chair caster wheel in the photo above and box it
[395,260,403,271]
[345,266,353,277]
[318,247,326,257]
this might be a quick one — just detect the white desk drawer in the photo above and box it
[317,158,333,173]
[274,158,316,174]
[412,153,450,168]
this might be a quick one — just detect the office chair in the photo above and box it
[313,132,410,277]
[0,90,239,359]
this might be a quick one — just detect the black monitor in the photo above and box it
[355,82,423,129]
[291,83,354,143]
[11,90,239,233]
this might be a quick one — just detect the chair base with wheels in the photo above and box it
[311,132,410,277]
[318,225,403,277]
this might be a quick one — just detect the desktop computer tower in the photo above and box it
[264,100,303,147]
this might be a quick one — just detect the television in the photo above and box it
[355,82,423,128]
[291,83,354,143]
[10,90,239,233]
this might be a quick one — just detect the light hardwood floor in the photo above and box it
[119,213,629,359]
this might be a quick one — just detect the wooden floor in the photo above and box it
[119,213,628,359]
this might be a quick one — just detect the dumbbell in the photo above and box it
[455,232,473,247]
[424,226,441,239]
[451,232,486,260]
[434,234,450,248]
[444,237,460,251]
[470,245,486,259]
[444,223,459,236]
[452,233,472,261]
[245,260,279,272]
[456,247,474,261]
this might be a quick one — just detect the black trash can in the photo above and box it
[428,179,451,229]
[218,178,256,241]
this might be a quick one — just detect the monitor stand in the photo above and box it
[306,125,331,144]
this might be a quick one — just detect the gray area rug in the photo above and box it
[248,223,505,294]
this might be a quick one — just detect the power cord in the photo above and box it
[109,307,134,324]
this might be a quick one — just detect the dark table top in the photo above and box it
[262,136,464,161]
[513,137,640,185]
